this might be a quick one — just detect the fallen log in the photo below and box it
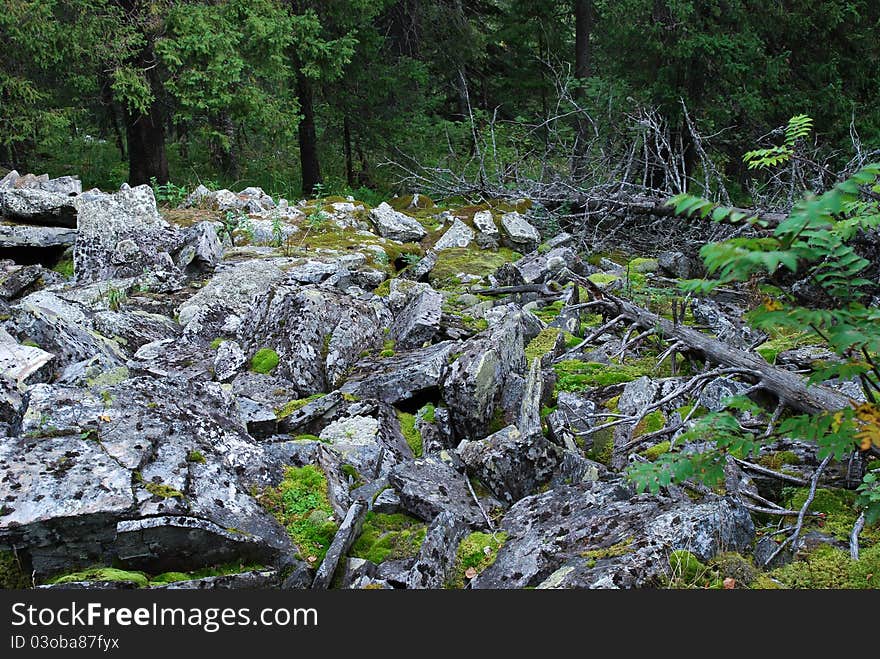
[570,274,852,415]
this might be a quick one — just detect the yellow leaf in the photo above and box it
[98,414,112,422]
[763,298,783,311]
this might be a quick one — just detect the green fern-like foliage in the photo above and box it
[630,163,880,522]
[743,114,814,169]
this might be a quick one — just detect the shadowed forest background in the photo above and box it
[2,0,879,203]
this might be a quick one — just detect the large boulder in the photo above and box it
[0,224,77,249]
[73,185,181,282]
[389,288,442,350]
[387,457,487,528]
[0,188,78,227]
[470,482,754,589]
[369,202,426,242]
[499,211,540,253]
[237,282,385,395]
[433,218,474,251]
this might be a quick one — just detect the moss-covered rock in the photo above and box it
[429,246,521,289]
[50,568,150,588]
[396,410,422,457]
[524,327,561,363]
[448,531,507,588]
[553,359,659,392]
[349,512,427,564]
[258,465,338,565]
[275,393,325,419]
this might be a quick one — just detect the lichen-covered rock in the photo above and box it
[458,425,561,503]
[433,218,475,251]
[0,377,293,578]
[74,185,182,282]
[657,251,697,279]
[470,481,754,589]
[237,282,385,396]
[499,211,540,253]
[214,339,246,382]
[0,265,44,301]
[341,341,460,405]
[0,187,78,227]
[389,288,442,350]
[369,202,427,242]
[691,299,762,350]
[0,224,77,249]
[442,306,530,441]
[177,221,224,271]
[387,457,487,528]
[319,415,385,478]
[547,392,597,451]
[0,328,54,383]
[472,210,500,248]
[405,511,468,589]
[699,376,749,412]
[514,247,582,284]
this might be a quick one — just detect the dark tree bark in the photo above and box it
[343,113,355,188]
[296,70,322,196]
[572,0,593,178]
[209,111,239,179]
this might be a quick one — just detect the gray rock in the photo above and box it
[74,185,181,282]
[434,218,475,251]
[499,211,540,253]
[0,328,54,382]
[657,251,697,279]
[340,340,460,405]
[154,570,280,590]
[545,232,574,249]
[178,221,224,271]
[342,558,378,589]
[548,392,597,451]
[699,376,749,412]
[180,184,211,209]
[372,489,401,514]
[237,397,279,438]
[400,250,437,282]
[0,265,44,301]
[405,511,468,589]
[0,188,78,227]
[177,259,285,328]
[389,288,442,350]
[472,210,500,248]
[369,202,427,242]
[237,283,384,395]
[518,358,545,440]
[387,457,487,528]
[442,306,529,442]
[514,247,581,284]
[0,224,77,249]
[618,376,660,415]
[691,299,762,350]
[471,482,754,589]
[458,425,561,503]
[549,451,608,487]
[319,415,385,478]
[312,499,368,589]
[214,340,246,382]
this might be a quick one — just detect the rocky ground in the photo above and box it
[0,171,877,590]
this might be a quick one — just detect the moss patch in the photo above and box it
[767,543,880,589]
[782,486,880,544]
[258,465,338,564]
[757,450,801,470]
[250,348,280,374]
[525,327,561,363]
[275,394,325,419]
[586,272,621,287]
[50,568,150,588]
[143,482,185,499]
[349,512,427,564]
[532,300,563,324]
[186,450,206,464]
[628,257,659,273]
[633,410,666,437]
[667,550,719,588]
[553,360,658,392]
[448,531,507,588]
[642,441,671,461]
[51,258,74,278]
[0,551,30,589]
[429,246,521,289]
[396,410,422,457]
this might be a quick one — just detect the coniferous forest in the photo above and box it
[1,1,880,595]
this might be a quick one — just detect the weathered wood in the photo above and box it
[573,275,852,415]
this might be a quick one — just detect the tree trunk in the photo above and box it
[209,112,239,179]
[125,100,168,186]
[343,113,355,188]
[296,71,322,197]
[572,0,594,178]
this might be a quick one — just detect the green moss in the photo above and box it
[50,568,149,588]
[532,300,563,323]
[553,360,658,392]
[750,574,785,589]
[186,450,206,464]
[668,550,715,587]
[525,327,561,363]
[275,394,325,419]
[86,366,129,390]
[754,329,824,364]
[757,450,801,470]
[379,339,396,358]
[628,257,659,273]
[51,258,74,278]
[149,572,192,584]
[294,434,323,442]
[373,278,392,297]
[250,348,280,374]
[419,403,436,423]
[340,464,364,486]
[396,410,422,457]
[258,465,338,564]
[349,512,427,564]
[448,531,507,588]
[0,551,30,589]
[487,406,507,435]
[429,246,521,289]
[782,486,879,543]
[21,339,40,348]
[143,481,185,499]
[210,337,225,350]
[581,538,634,567]
[587,427,614,465]
[642,441,671,461]
[633,410,666,437]
[563,331,583,349]
[708,552,758,586]
[767,544,880,589]
[586,272,621,287]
